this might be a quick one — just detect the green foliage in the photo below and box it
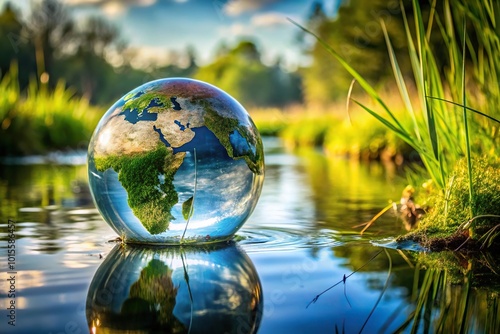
[294,0,500,246]
[94,145,179,235]
[417,157,500,237]
[280,114,331,148]
[0,1,199,106]
[252,108,413,161]
[195,40,302,107]
[202,102,264,174]
[294,0,499,187]
[0,3,34,87]
[249,108,288,136]
[302,0,418,105]
[182,196,194,220]
[0,64,102,156]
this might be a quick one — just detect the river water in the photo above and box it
[0,138,498,333]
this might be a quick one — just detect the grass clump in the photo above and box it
[404,157,500,250]
[0,63,102,156]
[249,108,289,136]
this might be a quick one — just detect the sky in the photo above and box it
[1,0,341,70]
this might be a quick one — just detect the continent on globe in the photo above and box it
[89,78,264,239]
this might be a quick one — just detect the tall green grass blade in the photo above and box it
[412,0,439,162]
[287,18,407,133]
[425,0,437,41]
[461,18,475,220]
[351,100,413,146]
[426,97,500,124]
[381,21,421,141]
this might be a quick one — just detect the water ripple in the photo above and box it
[236,227,343,253]
[371,238,428,252]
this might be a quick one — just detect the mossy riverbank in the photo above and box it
[399,157,500,251]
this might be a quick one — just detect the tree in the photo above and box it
[0,3,35,85]
[196,40,302,107]
[27,0,75,82]
[301,0,436,106]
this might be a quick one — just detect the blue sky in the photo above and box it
[1,0,340,69]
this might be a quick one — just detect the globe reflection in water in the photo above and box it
[86,243,262,333]
[87,78,264,244]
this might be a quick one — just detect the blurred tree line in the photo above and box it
[0,0,455,109]
[0,0,197,106]
[196,41,302,107]
[301,0,450,106]
[0,0,302,108]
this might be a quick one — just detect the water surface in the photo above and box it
[0,138,498,333]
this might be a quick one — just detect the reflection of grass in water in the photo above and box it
[0,164,87,216]
[297,148,405,235]
[318,246,500,332]
[381,251,500,333]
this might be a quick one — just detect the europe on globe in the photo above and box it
[87,78,264,244]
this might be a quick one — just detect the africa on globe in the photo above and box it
[87,78,264,244]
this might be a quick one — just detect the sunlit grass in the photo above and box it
[290,0,500,246]
[0,63,103,156]
[251,102,414,162]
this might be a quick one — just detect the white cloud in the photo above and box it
[62,0,157,17]
[223,0,278,16]
[63,0,156,5]
[218,23,254,37]
[63,0,102,4]
[251,12,288,27]
[102,1,126,16]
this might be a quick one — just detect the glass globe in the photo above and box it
[87,78,264,244]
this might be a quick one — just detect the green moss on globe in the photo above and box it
[201,100,264,175]
[94,145,179,235]
[182,196,194,220]
[123,90,172,114]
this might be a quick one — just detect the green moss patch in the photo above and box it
[400,157,500,251]
[123,90,172,114]
[95,146,180,235]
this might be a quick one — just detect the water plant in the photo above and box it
[394,251,500,333]
[291,0,500,248]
